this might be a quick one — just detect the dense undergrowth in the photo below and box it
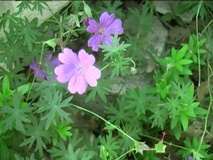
[0,1,213,160]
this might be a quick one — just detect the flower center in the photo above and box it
[76,63,84,73]
[98,27,107,35]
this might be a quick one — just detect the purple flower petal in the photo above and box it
[100,12,115,28]
[106,19,124,34]
[55,64,75,83]
[58,48,79,64]
[78,49,95,67]
[84,66,101,87]
[102,35,113,46]
[29,54,59,81]
[86,12,123,52]
[29,59,38,70]
[87,19,99,33]
[68,74,87,94]
[45,54,52,61]
[34,69,46,79]
[50,57,60,68]
[55,48,101,94]
[88,34,101,52]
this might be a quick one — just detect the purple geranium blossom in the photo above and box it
[188,156,194,160]
[29,54,60,81]
[54,48,101,94]
[87,11,123,52]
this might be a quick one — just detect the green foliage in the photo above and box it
[55,122,72,141]
[34,89,72,130]
[99,1,124,18]
[165,82,201,139]
[161,2,186,26]
[48,130,96,160]
[100,32,132,77]
[107,96,137,126]
[186,34,207,65]
[85,77,110,103]
[179,1,213,20]
[0,10,20,31]
[128,2,154,36]
[17,17,41,52]
[0,1,212,160]
[177,137,211,159]
[0,140,9,160]
[165,44,193,82]
[99,132,120,159]
[0,91,32,133]
[20,116,51,156]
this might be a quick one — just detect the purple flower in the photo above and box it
[87,12,124,52]
[54,48,101,94]
[188,156,194,160]
[29,54,60,81]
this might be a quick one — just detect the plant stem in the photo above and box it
[115,148,136,160]
[195,1,203,86]
[72,104,137,143]
[197,61,213,152]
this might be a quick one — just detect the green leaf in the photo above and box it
[0,92,32,133]
[173,123,182,140]
[0,140,9,160]
[162,13,173,22]
[20,116,51,156]
[171,117,179,129]
[176,44,188,61]
[2,75,13,97]
[100,145,109,160]
[48,130,95,160]
[17,17,41,52]
[35,90,73,130]
[175,63,183,72]
[17,2,33,13]
[182,68,192,75]
[194,107,208,115]
[149,106,167,130]
[175,15,184,26]
[17,83,31,95]
[32,1,48,15]
[178,59,193,65]
[44,39,57,52]
[154,141,166,153]
[0,10,20,31]
[85,78,109,103]
[83,1,92,17]
[56,122,72,141]
[180,113,188,131]
[99,132,120,159]
[100,1,124,18]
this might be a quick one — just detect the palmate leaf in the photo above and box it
[125,87,154,116]
[48,130,95,160]
[149,106,168,130]
[56,122,72,141]
[0,92,32,133]
[100,1,124,18]
[35,89,73,130]
[0,10,20,31]
[107,96,136,126]
[20,116,51,156]
[16,17,41,52]
[17,2,33,13]
[32,1,48,15]
[99,132,120,159]
[85,77,110,103]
